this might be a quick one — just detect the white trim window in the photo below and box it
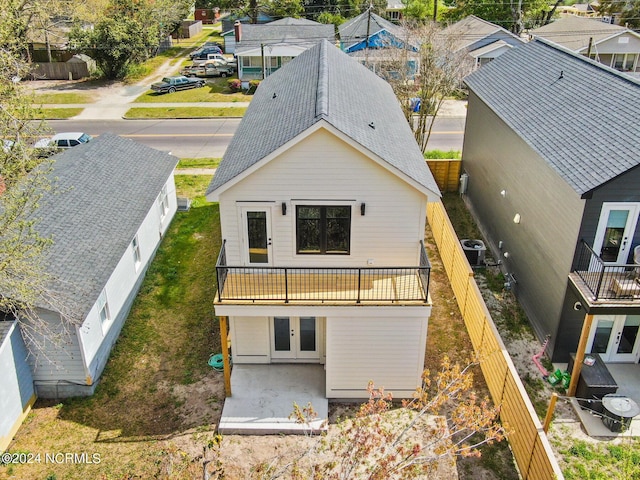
[98,289,111,330]
[158,184,169,220]
[132,235,141,271]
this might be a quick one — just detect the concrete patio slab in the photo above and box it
[219,364,328,435]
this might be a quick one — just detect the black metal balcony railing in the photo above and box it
[574,240,640,301]
[215,240,431,303]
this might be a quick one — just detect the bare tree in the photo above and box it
[371,20,473,153]
[0,25,82,359]
[209,357,506,479]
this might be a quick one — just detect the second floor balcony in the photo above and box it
[215,241,431,306]
[570,240,640,304]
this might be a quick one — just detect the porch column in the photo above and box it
[567,313,594,397]
[220,316,232,397]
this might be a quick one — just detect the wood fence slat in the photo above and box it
[426,201,564,480]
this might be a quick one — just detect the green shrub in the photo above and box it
[424,149,461,159]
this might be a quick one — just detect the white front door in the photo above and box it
[593,203,640,264]
[241,207,273,266]
[271,316,319,361]
[588,315,640,363]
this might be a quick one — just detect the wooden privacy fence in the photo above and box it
[427,201,564,480]
[426,159,461,193]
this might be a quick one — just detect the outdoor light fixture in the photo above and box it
[282,202,287,215]
[360,203,366,216]
[513,213,521,224]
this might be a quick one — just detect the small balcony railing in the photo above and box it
[215,240,431,304]
[574,240,640,301]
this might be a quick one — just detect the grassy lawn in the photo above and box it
[135,80,249,103]
[39,108,83,119]
[0,175,221,480]
[125,106,246,119]
[34,92,94,104]
[177,158,221,169]
[124,47,190,84]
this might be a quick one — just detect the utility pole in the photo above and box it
[365,3,372,64]
[433,0,438,21]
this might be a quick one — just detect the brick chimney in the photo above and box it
[234,21,242,43]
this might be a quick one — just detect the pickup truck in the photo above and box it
[202,61,236,78]
[150,76,205,94]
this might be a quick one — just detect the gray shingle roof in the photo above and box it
[464,39,640,196]
[267,17,321,26]
[207,40,439,198]
[0,320,13,345]
[235,23,335,54]
[529,16,631,52]
[33,133,178,319]
[339,11,405,49]
[441,15,524,52]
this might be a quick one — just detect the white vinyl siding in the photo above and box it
[325,315,428,398]
[230,316,270,363]
[218,128,427,267]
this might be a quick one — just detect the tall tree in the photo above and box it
[375,20,473,152]
[0,17,73,354]
[440,0,552,33]
[70,0,159,79]
[598,0,640,28]
[267,0,305,18]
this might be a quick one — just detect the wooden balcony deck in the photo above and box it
[570,271,640,307]
[216,270,429,305]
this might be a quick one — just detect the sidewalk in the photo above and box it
[43,99,466,120]
[42,102,252,120]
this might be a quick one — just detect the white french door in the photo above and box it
[593,203,640,264]
[241,207,273,266]
[588,315,640,363]
[271,316,319,361]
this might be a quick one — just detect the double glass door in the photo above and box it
[589,315,640,362]
[271,316,319,361]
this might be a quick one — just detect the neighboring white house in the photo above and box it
[530,16,640,73]
[24,133,178,398]
[232,18,335,83]
[206,40,440,415]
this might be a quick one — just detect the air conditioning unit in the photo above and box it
[461,239,486,266]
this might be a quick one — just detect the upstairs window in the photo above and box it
[158,184,169,219]
[98,289,111,327]
[296,205,351,255]
[132,235,141,270]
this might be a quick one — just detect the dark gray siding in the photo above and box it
[575,165,640,266]
[462,92,585,358]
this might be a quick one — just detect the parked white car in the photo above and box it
[34,132,92,149]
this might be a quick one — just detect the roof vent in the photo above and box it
[369,122,375,129]
[272,93,277,99]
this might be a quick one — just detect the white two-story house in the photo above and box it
[206,40,441,432]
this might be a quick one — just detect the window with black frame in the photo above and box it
[296,205,351,254]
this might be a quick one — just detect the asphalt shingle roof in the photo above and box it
[0,320,13,345]
[442,15,521,52]
[235,23,335,54]
[339,11,406,49]
[207,40,439,198]
[464,39,640,196]
[33,133,178,320]
[530,16,631,52]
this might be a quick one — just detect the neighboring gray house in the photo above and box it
[233,19,335,82]
[207,40,439,432]
[530,16,640,73]
[441,15,524,68]
[25,134,178,398]
[462,38,640,364]
[0,320,35,452]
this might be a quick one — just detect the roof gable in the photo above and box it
[464,39,640,196]
[206,40,439,200]
[33,134,178,319]
[442,15,523,52]
[339,11,411,50]
[529,16,637,51]
[235,23,335,54]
